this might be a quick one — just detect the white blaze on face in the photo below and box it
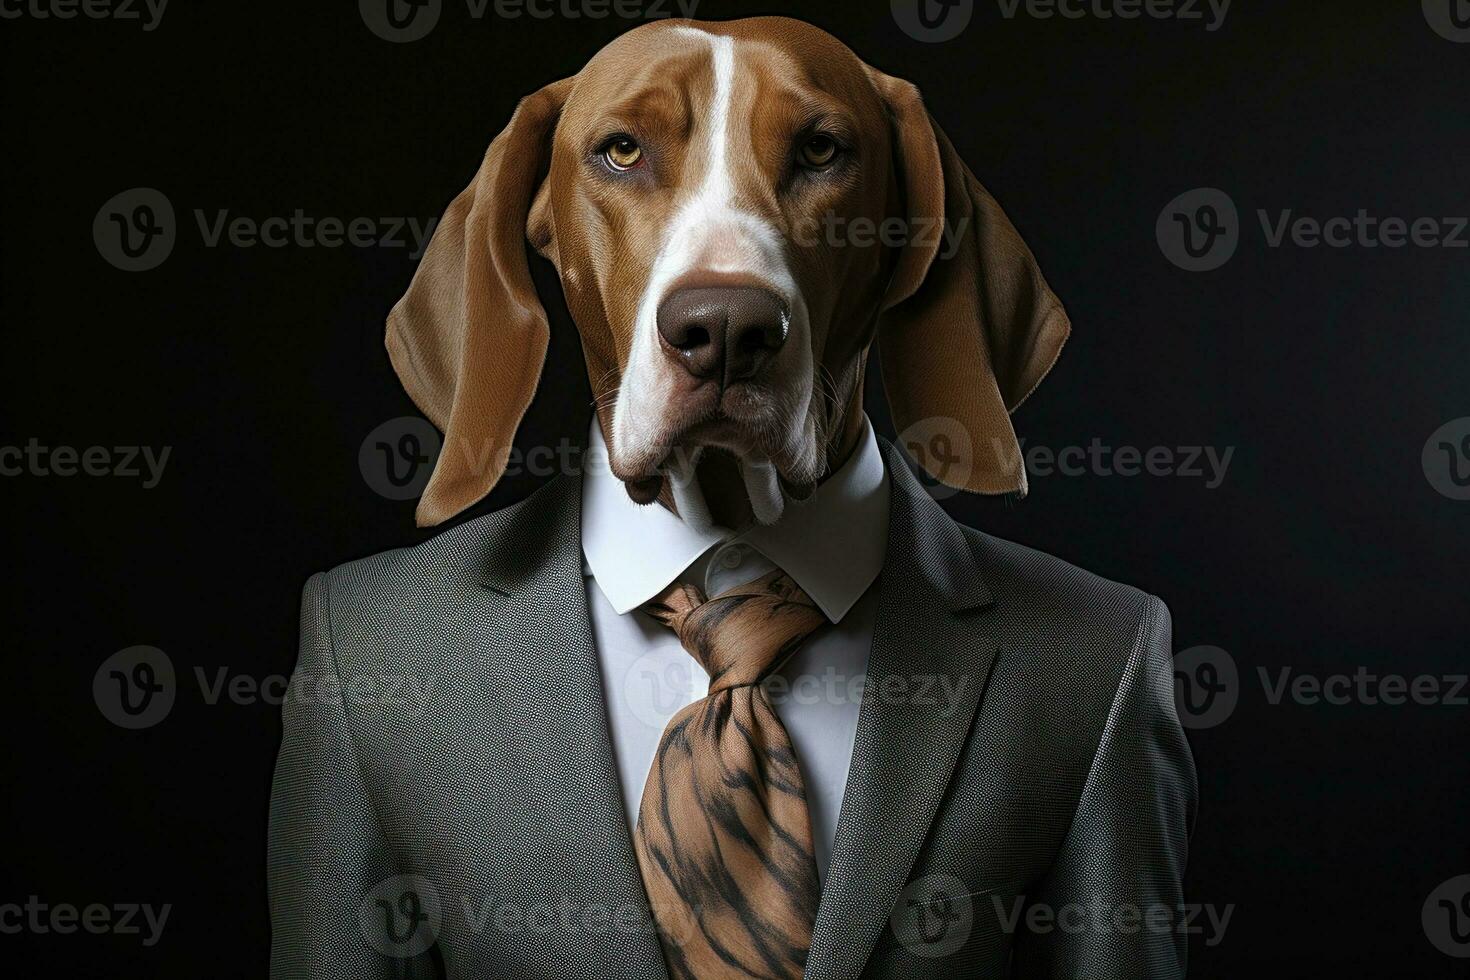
[612,27,814,521]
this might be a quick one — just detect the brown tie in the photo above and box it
[635,568,829,979]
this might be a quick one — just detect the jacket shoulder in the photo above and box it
[310,477,578,648]
[955,522,1167,687]
[961,524,1161,623]
[952,524,1173,777]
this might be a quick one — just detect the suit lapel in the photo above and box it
[805,444,998,980]
[477,477,670,979]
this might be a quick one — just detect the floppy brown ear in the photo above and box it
[386,77,574,527]
[870,70,1070,496]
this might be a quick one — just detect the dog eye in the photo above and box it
[602,137,643,171]
[797,134,838,169]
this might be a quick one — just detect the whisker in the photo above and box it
[591,383,622,410]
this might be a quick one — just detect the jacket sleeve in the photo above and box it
[268,572,436,978]
[1010,594,1199,979]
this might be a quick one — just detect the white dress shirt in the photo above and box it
[580,417,890,879]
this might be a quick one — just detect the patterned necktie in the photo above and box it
[635,568,830,979]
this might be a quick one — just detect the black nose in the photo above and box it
[656,286,788,383]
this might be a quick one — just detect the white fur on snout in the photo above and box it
[612,28,814,524]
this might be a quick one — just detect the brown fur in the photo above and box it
[385,16,1069,527]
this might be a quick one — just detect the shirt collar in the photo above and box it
[580,416,889,623]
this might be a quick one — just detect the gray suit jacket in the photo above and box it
[268,441,1196,979]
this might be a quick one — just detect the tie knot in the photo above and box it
[642,569,829,692]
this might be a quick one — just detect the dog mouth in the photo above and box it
[613,384,818,514]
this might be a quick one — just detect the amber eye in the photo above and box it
[603,137,643,171]
[798,134,838,169]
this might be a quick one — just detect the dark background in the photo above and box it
[3,1,1467,976]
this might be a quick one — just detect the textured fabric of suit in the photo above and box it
[268,438,1197,979]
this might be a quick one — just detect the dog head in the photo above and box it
[388,16,1069,527]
